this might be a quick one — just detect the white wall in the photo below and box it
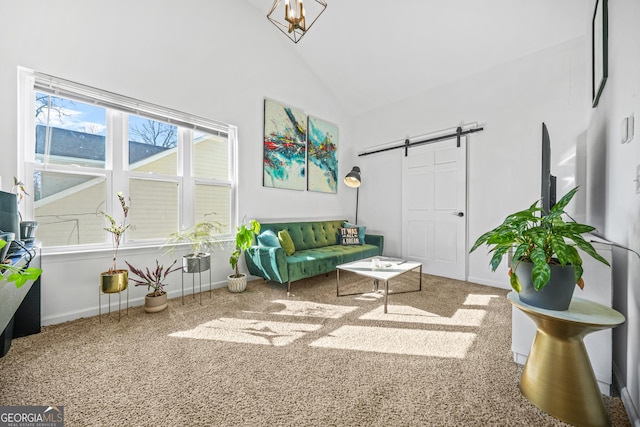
[353,37,589,289]
[586,0,640,420]
[0,1,356,324]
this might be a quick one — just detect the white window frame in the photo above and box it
[18,67,238,254]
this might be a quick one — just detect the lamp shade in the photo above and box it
[344,166,361,188]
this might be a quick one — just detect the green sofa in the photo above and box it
[245,220,384,295]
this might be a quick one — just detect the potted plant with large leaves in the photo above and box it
[470,187,609,310]
[125,259,180,313]
[228,219,260,293]
[100,192,130,293]
[164,220,224,274]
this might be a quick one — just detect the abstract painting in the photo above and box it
[263,99,307,191]
[307,115,338,193]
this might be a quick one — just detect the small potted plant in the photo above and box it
[12,177,38,241]
[228,219,260,293]
[100,192,130,293]
[125,259,180,313]
[470,187,609,310]
[164,219,225,274]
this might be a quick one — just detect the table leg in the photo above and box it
[520,322,610,427]
[384,280,389,313]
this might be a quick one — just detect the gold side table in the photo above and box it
[508,291,625,427]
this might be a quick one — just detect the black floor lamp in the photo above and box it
[344,166,361,224]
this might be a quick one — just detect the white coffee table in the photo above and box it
[336,256,422,313]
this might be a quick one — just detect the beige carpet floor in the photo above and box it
[0,272,631,426]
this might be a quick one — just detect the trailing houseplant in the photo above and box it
[100,192,131,293]
[470,187,609,310]
[228,219,260,292]
[0,239,42,288]
[125,259,180,313]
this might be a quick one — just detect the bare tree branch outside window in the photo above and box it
[35,93,73,124]
[129,119,177,148]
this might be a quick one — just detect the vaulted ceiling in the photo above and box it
[247,1,590,116]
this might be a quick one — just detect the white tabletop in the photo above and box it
[337,257,421,281]
[508,291,625,327]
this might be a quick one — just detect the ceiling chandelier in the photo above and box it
[267,0,327,44]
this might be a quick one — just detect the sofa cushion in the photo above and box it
[285,244,381,282]
[344,222,366,243]
[259,220,345,251]
[257,230,280,247]
[278,230,296,255]
[338,227,361,245]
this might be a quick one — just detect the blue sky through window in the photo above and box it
[36,92,107,136]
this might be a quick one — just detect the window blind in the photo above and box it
[33,72,229,137]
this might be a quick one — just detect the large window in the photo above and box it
[20,69,236,250]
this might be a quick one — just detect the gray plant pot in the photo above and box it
[182,253,211,273]
[517,261,576,310]
[20,221,38,241]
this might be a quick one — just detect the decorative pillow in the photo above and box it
[257,230,281,248]
[277,230,296,255]
[344,222,366,244]
[339,227,361,245]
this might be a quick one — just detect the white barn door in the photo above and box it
[401,136,467,280]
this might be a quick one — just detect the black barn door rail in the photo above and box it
[358,126,484,157]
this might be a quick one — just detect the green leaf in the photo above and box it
[550,186,579,213]
[510,271,522,293]
[512,243,529,262]
[530,248,551,290]
[573,264,583,285]
[549,233,569,265]
[563,223,596,235]
[572,235,610,266]
[489,246,510,271]
[22,268,42,280]
[470,230,496,252]
[7,273,28,288]
[565,245,582,265]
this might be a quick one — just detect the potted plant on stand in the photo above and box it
[100,192,130,294]
[125,259,180,313]
[470,187,609,310]
[228,219,260,293]
[164,220,225,274]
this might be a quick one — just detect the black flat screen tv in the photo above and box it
[541,122,557,215]
[0,190,20,239]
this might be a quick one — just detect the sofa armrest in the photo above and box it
[364,234,384,255]
[245,245,288,284]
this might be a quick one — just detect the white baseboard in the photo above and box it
[614,364,640,427]
[621,386,640,427]
[466,275,509,289]
[41,280,228,326]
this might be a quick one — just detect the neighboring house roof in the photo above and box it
[35,125,170,163]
